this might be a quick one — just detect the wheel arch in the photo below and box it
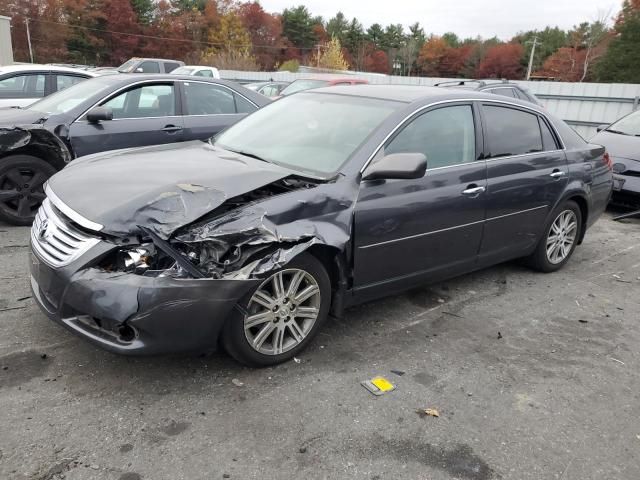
[0,145,66,171]
[306,244,349,318]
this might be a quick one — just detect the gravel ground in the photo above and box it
[0,211,639,480]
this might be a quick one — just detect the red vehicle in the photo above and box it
[278,77,368,97]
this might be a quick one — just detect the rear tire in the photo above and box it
[526,200,582,273]
[0,155,56,225]
[222,253,331,367]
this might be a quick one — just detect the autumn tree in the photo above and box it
[103,0,141,64]
[477,43,524,79]
[417,36,449,76]
[238,1,285,69]
[364,48,389,73]
[313,36,349,70]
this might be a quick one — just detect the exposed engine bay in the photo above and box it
[99,177,322,280]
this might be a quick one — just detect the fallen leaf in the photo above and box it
[417,408,440,418]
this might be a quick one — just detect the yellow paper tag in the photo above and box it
[371,376,394,392]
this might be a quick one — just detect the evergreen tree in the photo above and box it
[595,1,640,82]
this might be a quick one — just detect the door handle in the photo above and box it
[462,185,486,196]
[550,170,565,178]
[162,125,182,133]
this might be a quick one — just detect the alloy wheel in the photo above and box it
[0,167,47,219]
[546,210,578,265]
[244,268,321,356]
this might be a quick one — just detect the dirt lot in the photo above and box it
[0,211,639,480]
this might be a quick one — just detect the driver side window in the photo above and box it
[102,84,175,119]
[385,105,476,170]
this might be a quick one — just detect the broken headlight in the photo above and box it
[115,244,156,274]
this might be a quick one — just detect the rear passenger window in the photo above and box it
[56,74,85,91]
[164,62,180,73]
[183,82,235,114]
[385,105,476,169]
[539,118,558,150]
[483,106,542,158]
[234,93,256,113]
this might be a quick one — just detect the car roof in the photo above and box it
[309,84,544,110]
[0,64,98,76]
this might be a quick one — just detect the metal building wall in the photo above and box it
[0,16,14,66]
[221,69,640,140]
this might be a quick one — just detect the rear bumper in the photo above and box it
[29,242,259,355]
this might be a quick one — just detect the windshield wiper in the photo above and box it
[605,129,629,135]
[224,148,273,164]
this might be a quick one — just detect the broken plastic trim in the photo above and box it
[0,125,72,163]
[139,226,205,278]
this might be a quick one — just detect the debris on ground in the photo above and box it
[416,408,440,418]
[390,370,405,377]
[578,319,588,324]
[497,332,503,339]
[361,376,395,396]
[610,357,625,365]
[299,447,307,453]
[231,378,244,387]
[293,357,301,364]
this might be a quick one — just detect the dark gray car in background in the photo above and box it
[29,85,613,366]
[0,74,269,225]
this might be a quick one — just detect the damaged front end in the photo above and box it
[31,166,355,355]
[97,176,326,281]
[0,124,72,166]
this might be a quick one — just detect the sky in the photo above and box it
[259,0,620,39]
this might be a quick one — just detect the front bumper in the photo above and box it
[612,173,640,207]
[29,241,259,355]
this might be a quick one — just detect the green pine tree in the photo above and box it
[595,2,640,82]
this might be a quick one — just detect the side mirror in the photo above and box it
[362,153,427,181]
[86,106,113,123]
[135,67,144,73]
[596,124,608,132]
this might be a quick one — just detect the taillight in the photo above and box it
[603,152,612,170]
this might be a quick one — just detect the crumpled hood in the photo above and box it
[591,130,640,162]
[47,141,294,238]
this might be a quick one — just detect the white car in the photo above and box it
[0,64,99,108]
[171,65,221,79]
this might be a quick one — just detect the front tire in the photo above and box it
[222,253,331,367]
[527,200,582,273]
[0,155,56,225]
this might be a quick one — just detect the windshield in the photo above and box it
[117,59,138,73]
[172,67,195,75]
[280,79,330,96]
[27,77,115,115]
[215,92,401,177]
[607,111,640,136]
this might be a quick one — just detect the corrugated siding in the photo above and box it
[221,70,640,140]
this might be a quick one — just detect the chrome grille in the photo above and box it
[31,198,101,267]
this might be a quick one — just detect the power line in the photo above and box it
[26,17,315,51]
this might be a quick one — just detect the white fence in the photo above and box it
[221,69,640,140]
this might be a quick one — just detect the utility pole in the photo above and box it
[25,17,34,63]
[525,35,539,81]
[315,44,321,68]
